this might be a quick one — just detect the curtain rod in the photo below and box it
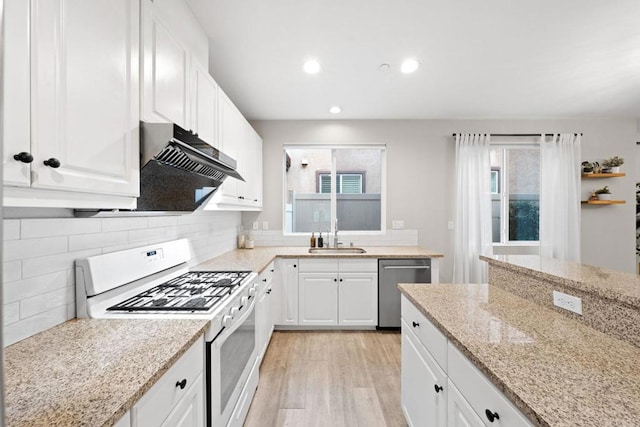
[451,133,583,137]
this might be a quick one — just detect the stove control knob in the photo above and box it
[241,296,249,306]
[230,306,239,317]
[248,286,257,297]
[222,315,233,327]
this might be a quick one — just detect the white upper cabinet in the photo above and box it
[4,0,140,208]
[191,64,219,148]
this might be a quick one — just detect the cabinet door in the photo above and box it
[447,380,484,427]
[299,273,338,325]
[248,129,263,206]
[31,0,139,196]
[192,64,218,148]
[338,272,377,326]
[3,0,31,187]
[278,259,299,325]
[160,373,204,427]
[141,0,189,128]
[217,90,241,200]
[401,319,447,427]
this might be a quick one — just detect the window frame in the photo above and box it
[283,144,386,236]
[491,143,540,246]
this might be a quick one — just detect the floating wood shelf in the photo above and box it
[581,200,626,205]
[581,173,625,178]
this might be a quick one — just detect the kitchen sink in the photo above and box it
[308,247,367,254]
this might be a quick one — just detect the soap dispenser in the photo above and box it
[318,232,323,248]
[310,232,316,248]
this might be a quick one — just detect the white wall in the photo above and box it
[248,118,639,280]
[2,210,240,346]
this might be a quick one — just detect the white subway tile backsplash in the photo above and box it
[20,285,75,319]
[21,249,102,279]
[3,210,241,346]
[68,231,128,252]
[4,302,20,325]
[3,260,22,282]
[4,270,72,304]
[21,218,101,238]
[4,236,68,262]
[4,305,69,346]
[101,217,149,232]
[4,220,20,241]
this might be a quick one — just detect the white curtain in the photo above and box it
[453,134,493,283]
[539,133,581,262]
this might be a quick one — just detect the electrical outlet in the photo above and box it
[553,291,582,315]
[262,221,269,230]
[252,222,259,230]
[392,220,405,230]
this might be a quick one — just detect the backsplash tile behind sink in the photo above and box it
[2,211,240,346]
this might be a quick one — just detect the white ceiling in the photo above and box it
[187,0,640,121]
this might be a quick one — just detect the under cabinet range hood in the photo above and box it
[136,122,244,212]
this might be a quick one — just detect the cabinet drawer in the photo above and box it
[132,336,204,427]
[401,295,447,371]
[299,258,338,272]
[338,258,377,272]
[447,342,532,427]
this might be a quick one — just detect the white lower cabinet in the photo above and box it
[447,380,484,427]
[401,319,447,427]
[276,258,299,326]
[401,296,531,427]
[296,258,378,327]
[256,262,275,362]
[131,337,205,427]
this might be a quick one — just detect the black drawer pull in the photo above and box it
[13,152,33,163]
[485,409,500,422]
[412,321,419,328]
[434,384,443,393]
[176,379,187,390]
[43,158,61,168]
[263,278,267,282]
[266,289,272,294]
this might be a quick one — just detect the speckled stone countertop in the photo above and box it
[5,318,209,427]
[194,246,442,273]
[481,255,640,310]
[399,283,640,427]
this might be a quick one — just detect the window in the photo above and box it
[318,172,364,194]
[284,146,385,234]
[491,147,539,243]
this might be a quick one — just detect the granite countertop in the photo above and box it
[481,255,640,310]
[399,283,640,427]
[194,246,443,273]
[5,318,209,427]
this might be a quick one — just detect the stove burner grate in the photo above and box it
[106,271,251,312]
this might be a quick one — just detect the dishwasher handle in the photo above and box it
[382,265,430,270]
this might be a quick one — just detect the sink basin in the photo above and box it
[308,247,367,254]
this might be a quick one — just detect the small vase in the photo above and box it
[597,194,612,201]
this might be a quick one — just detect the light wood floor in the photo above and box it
[244,330,404,427]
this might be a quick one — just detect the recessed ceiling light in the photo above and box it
[400,58,420,74]
[329,106,342,114]
[303,59,321,74]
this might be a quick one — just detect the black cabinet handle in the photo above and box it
[485,409,500,423]
[263,278,267,282]
[13,152,33,163]
[43,158,61,168]
[412,321,419,328]
[339,278,343,282]
[434,384,443,393]
[266,289,271,294]
[176,379,187,390]
[334,278,337,282]
[293,264,296,268]
[270,269,274,273]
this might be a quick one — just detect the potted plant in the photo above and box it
[595,186,612,201]
[602,156,624,173]
[581,161,594,174]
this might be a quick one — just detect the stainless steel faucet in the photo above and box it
[333,218,340,248]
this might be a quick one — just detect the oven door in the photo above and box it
[208,296,257,427]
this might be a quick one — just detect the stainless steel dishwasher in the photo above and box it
[378,258,431,328]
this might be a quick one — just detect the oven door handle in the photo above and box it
[214,298,255,348]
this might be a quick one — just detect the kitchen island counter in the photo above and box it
[399,282,640,426]
[4,318,209,427]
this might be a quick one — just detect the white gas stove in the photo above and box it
[75,239,259,427]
